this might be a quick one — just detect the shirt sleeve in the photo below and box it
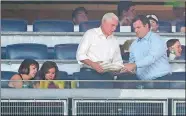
[135,37,167,68]
[112,42,123,65]
[76,30,93,63]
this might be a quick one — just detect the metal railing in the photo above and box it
[1,32,185,47]
[1,60,185,75]
[1,89,185,115]
[172,99,186,116]
[72,99,167,115]
[1,80,185,89]
[1,99,68,116]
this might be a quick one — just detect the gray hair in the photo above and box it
[101,12,119,23]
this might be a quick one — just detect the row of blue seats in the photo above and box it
[1,19,119,32]
[1,43,185,60]
[1,19,185,32]
[1,71,185,89]
[1,43,78,59]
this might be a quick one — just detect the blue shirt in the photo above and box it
[129,31,172,80]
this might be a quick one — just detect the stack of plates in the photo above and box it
[99,62,124,72]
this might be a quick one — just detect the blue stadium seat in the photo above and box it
[57,71,72,88]
[158,21,172,33]
[33,20,74,32]
[73,69,114,88]
[119,45,130,61]
[176,21,185,32]
[146,72,185,89]
[179,45,185,60]
[1,19,27,32]
[79,20,120,32]
[169,72,185,89]
[54,44,78,60]
[1,71,17,88]
[114,73,139,89]
[56,71,69,80]
[121,52,130,61]
[1,47,6,59]
[48,47,55,59]
[6,43,48,59]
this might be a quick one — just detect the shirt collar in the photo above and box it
[137,31,152,42]
[96,27,114,39]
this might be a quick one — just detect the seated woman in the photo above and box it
[166,39,182,60]
[36,61,65,89]
[8,59,39,88]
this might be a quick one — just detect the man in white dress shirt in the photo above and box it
[76,12,123,73]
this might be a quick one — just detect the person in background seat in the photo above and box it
[146,14,159,33]
[171,6,185,26]
[166,39,183,60]
[72,7,88,25]
[117,1,136,26]
[8,59,39,88]
[35,61,64,89]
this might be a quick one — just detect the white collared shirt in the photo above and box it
[76,27,123,65]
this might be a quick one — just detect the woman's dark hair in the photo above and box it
[18,59,39,75]
[166,39,179,48]
[132,15,151,29]
[39,61,59,80]
[166,39,179,57]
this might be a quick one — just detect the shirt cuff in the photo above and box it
[77,55,89,64]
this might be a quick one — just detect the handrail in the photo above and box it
[1,59,185,64]
[1,80,185,82]
[1,89,185,99]
[1,32,185,37]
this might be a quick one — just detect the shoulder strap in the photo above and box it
[19,74,23,80]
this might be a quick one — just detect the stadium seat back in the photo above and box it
[169,72,185,89]
[33,20,74,32]
[176,21,185,32]
[73,70,114,88]
[48,47,55,59]
[114,73,139,89]
[6,43,48,59]
[1,71,17,88]
[1,47,6,59]
[1,19,27,32]
[158,21,172,33]
[54,44,78,60]
[180,45,185,60]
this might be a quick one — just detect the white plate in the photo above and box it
[102,64,124,72]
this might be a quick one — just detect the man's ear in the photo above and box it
[144,24,149,28]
